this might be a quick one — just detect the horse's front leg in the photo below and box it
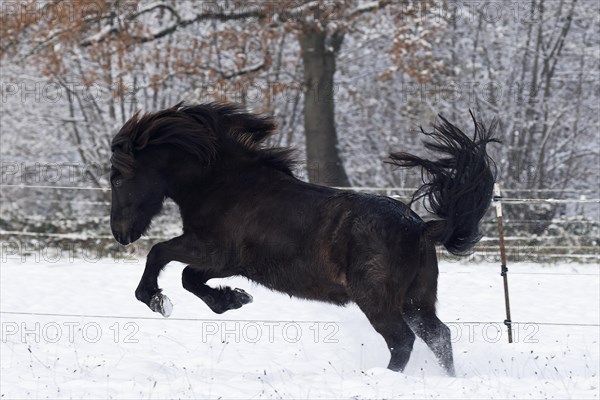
[181,266,253,314]
[135,234,198,317]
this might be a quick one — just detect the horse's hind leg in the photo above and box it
[403,245,455,376]
[362,308,416,372]
[404,305,455,376]
[350,270,415,372]
[182,266,253,314]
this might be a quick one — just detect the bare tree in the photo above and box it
[1,0,440,186]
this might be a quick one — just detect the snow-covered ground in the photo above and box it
[1,257,598,399]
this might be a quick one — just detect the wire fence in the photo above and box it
[2,183,600,195]
[0,310,597,329]
[1,183,598,331]
[2,183,598,258]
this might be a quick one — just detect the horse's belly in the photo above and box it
[241,263,350,305]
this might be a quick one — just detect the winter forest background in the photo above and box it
[1,0,598,260]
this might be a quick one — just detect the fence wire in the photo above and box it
[1,310,598,328]
[1,184,598,335]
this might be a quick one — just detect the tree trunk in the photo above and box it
[300,27,350,187]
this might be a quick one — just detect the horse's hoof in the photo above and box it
[149,292,173,317]
[233,288,253,305]
[207,287,253,314]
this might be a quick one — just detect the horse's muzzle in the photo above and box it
[112,229,131,245]
[112,225,143,245]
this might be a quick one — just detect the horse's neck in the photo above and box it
[166,159,289,208]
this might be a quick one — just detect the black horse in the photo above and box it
[110,102,498,375]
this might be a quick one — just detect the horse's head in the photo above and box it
[109,113,172,245]
[109,156,167,245]
[108,104,218,245]
[109,102,292,245]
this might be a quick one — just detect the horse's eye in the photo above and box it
[113,178,123,187]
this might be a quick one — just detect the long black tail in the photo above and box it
[388,112,500,256]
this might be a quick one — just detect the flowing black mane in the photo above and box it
[110,102,296,177]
